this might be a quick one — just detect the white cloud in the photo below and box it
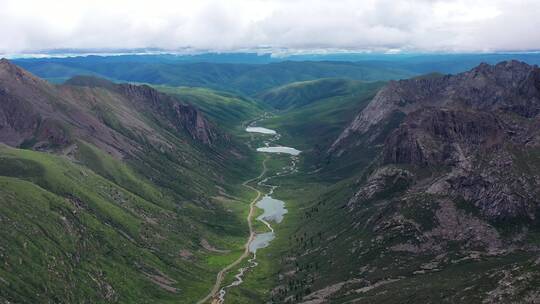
[0,0,538,53]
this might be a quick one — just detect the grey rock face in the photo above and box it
[116,83,221,146]
[382,108,507,167]
[0,59,223,156]
[331,60,540,152]
[339,61,540,221]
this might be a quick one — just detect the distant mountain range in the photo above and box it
[10,52,540,95]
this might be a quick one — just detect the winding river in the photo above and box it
[213,124,300,304]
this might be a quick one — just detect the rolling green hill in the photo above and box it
[13,52,540,95]
[14,58,414,95]
[0,144,231,302]
[155,86,268,130]
[260,79,384,152]
[257,78,360,110]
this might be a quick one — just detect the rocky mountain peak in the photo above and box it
[330,61,540,153]
[0,63,223,156]
[65,75,221,146]
[0,58,26,78]
[0,58,12,68]
[0,58,45,86]
[333,61,540,222]
[471,60,535,75]
[463,60,538,90]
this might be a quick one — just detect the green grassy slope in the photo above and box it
[74,91,251,201]
[155,86,268,131]
[257,78,372,110]
[0,144,258,303]
[260,80,384,162]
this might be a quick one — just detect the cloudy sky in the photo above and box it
[1,0,539,54]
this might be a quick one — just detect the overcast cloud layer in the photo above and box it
[1,0,539,53]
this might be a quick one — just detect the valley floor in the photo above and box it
[198,156,268,304]
[196,115,320,303]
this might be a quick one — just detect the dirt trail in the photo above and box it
[196,156,269,304]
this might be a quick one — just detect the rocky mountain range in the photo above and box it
[332,60,540,149]
[0,59,222,158]
[331,60,540,222]
[275,61,540,303]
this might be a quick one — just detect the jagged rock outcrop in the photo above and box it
[337,61,540,222]
[331,60,540,152]
[382,108,507,166]
[0,58,78,150]
[347,166,413,209]
[0,60,222,156]
[117,83,220,145]
[67,75,220,145]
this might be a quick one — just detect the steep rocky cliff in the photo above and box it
[329,60,540,222]
[0,61,223,157]
[278,62,540,303]
[331,60,540,152]
[68,75,221,146]
[379,106,540,221]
